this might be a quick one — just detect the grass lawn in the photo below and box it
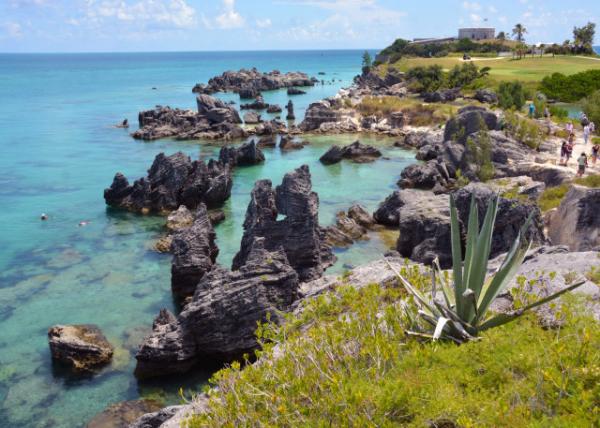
[390,55,600,82]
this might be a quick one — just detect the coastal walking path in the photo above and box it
[548,121,600,175]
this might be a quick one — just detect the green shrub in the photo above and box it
[498,81,526,110]
[540,70,600,102]
[538,185,569,212]
[549,105,569,119]
[406,65,445,92]
[187,282,600,427]
[581,90,600,133]
[447,62,481,88]
[466,130,495,182]
[503,110,544,149]
[533,93,547,119]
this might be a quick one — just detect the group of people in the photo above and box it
[559,113,598,177]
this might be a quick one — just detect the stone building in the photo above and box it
[458,28,495,41]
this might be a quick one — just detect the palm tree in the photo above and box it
[539,43,545,57]
[512,23,527,42]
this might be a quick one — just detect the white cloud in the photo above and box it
[1,22,23,38]
[215,0,245,29]
[462,1,481,11]
[470,13,482,24]
[83,0,197,29]
[256,18,272,28]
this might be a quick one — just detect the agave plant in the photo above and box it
[387,194,585,344]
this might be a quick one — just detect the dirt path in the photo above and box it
[551,121,600,175]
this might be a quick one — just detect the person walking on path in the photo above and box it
[565,139,574,165]
[560,141,569,165]
[581,113,590,127]
[592,143,599,166]
[528,102,535,118]
[584,124,591,144]
[566,121,574,135]
[577,152,588,177]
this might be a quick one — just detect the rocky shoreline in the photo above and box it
[75,65,600,426]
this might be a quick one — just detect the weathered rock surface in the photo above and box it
[474,89,498,104]
[300,100,341,131]
[319,141,382,164]
[192,68,316,95]
[243,111,262,124]
[48,324,114,371]
[104,152,233,214]
[395,190,452,267]
[130,398,209,428]
[218,141,265,167]
[490,246,600,325]
[279,135,304,151]
[132,95,245,141]
[240,96,269,110]
[348,203,375,228]
[256,135,276,147]
[286,100,295,121]
[267,104,282,114]
[86,400,162,428]
[171,204,219,298]
[373,191,404,227]
[548,185,600,251]
[398,159,450,190]
[443,106,499,144]
[423,88,460,103]
[324,204,374,248]
[165,205,194,232]
[135,238,299,378]
[232,165,335,281]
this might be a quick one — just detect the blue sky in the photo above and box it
[1,0,598,52]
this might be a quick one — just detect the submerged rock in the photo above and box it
[319,141,382,165]
[548,185,600,251]
[171,204,219,298]
[104,152,233,214]
[232,165,335,281]
[279,135,304,151]
[48,324,114,371]
[135,238,299,379]
[86,399,163,428]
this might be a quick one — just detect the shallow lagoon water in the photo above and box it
[0,51,414,427]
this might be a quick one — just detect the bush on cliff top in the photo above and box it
[357,96,455,126]
[186,274,600,427]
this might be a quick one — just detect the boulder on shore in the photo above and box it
[243,111,262,124]
[104,152,233,214]
[548,185,600,251]
[171,204,219,298]
[48,324,114,371]
[373,191,404,227]
[319,141,382,165]
[86,399,163,428]
[443,106,498,144]
[232,165,335,281]
[135,238,299,379]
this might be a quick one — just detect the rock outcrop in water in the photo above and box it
[104,152,233,214]
[218,141,265,167]
[300,100,341,131]
[134,238,299,379]
[171,204,219,298]
[48,324,114,371]
[131,94,245,141]
[319,141,382,164]
[324,204,375,248]
[192,68,316,95]
[232,165,335,281]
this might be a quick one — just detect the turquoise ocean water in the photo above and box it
[0,50,415,427]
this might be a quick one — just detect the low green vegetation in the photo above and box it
[586,266,600,286]
[357,96,455,126]
[466,122,495,182]
[405,62,487,93]
[549,104,569,119]
[540,70,600,102]
[187,281,600,427]
[497,81,526,110]
[503,110,544,149]
[538,185,570,212]
[574,174,600,188]
[581,90,600,130]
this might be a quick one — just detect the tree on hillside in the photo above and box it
[512,23,527,42]
[573,22,596,54]
[362,51,372,73]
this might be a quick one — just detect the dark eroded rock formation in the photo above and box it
[232,165,335,281]
[218,141,265,167]
[171,204,219,298]
[104,152,233,214]
[319,141,382,165]
[135,238,299,379]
